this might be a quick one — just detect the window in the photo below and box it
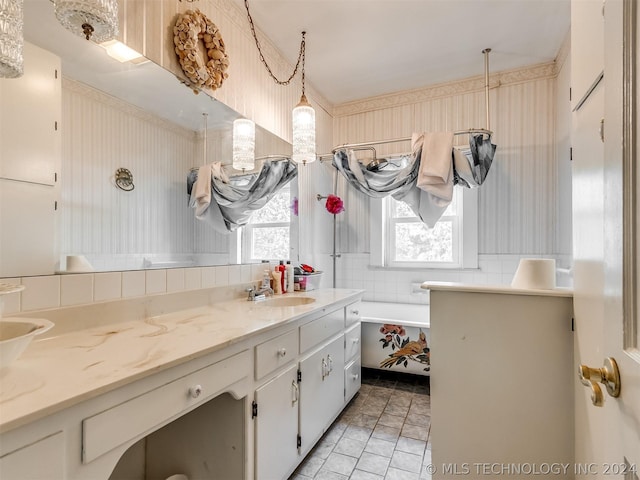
[371,187,477,269]
[242,186,291,262]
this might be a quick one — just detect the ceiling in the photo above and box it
[233,0,571,105]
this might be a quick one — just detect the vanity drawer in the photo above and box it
[345,322,361,363]
[346,301,362,326]
[344,357,361,402]
[82,349,250,464]
[299,308,344,353]
[255,328,298,381]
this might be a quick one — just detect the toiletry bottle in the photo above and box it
[278,261,286,293]
[286,261,295,293]
[261,270,271,289]
[272,270,282,294]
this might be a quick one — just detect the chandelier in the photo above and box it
[54,0,118,42]
[232,118,256,171]
[244,0,316,165]
[0,0,24,78]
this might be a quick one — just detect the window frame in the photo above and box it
[241,185,292,263]
[370,187,478,269]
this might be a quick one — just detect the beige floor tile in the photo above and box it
[400,423,428,442]
[372,424,401,442]
[377,413,405,429]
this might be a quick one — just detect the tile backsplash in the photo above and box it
[0,264,268,316]
[0,256,573,316]
[313,253,573,305]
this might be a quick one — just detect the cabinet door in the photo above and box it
[0,432,64,479]
[0,42,61,186]
[299,335,344,455]
[255,364,300,480]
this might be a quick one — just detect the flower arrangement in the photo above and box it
[325,194,344,214]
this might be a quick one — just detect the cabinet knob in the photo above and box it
[352,338,360,344]
[351,373,360,381]
[189,384,203,399]
[351,310,360,316]
[277,348,287,357]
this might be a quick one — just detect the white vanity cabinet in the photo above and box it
[252,299,363,478]
[0,290,364,480]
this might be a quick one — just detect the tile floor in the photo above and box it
[289,369,432,480]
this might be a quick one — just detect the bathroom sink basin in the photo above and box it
[0,318,54,369]
[258,296,315,307]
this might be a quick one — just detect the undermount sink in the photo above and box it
[0,318,54,369]
[258,296,315,307]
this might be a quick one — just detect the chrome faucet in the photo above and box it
[246,286,274,301]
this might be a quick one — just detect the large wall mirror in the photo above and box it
[0,0,292,278]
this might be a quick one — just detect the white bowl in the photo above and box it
[0,318,54,369]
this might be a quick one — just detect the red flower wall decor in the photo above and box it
[325,194,344,214]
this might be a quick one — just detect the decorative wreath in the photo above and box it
[173,9,229,91]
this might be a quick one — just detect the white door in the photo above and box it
[573,0,640,477]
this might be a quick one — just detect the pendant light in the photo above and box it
[244,0,316,165]
[233,118,256,171]
[291,33,315,165]
[54,0,118,43]
[0,0,24,78]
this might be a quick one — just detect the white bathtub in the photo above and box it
[359,301,431,376]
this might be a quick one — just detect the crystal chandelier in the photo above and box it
[54,0,118,42]
[233,118,256,171]
[244,0,316,165]
[0,0,24,78]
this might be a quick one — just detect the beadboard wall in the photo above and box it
[60,78,231,271]
[115,0,333,153]
[326,59,571,257]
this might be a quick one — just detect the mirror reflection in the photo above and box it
[0,0,292,278]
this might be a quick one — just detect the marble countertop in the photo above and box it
[422,281,573,297]
[0,288,363,434]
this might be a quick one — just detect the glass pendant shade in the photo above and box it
[292,94,316,165]
[232,118,256,171]
[0,0,24,78]
[54,0,118,43]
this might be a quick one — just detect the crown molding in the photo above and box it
[62,77,196,139]
[334,61,559,117]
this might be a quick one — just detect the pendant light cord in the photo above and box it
[244,0,306,90]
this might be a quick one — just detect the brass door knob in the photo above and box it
[578,357,621,407]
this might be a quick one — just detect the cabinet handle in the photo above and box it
[351,310,360,316]
[327,354,333,374]
[351,373,360,381]
[352,338,360,344]
[189,384,203,399]
[321,358,328,380]
[292,380,299,405]
[277,347,287,357]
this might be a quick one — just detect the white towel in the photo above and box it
[211,161,229,183]
[412,132,454,202]
[193,164,212,217]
